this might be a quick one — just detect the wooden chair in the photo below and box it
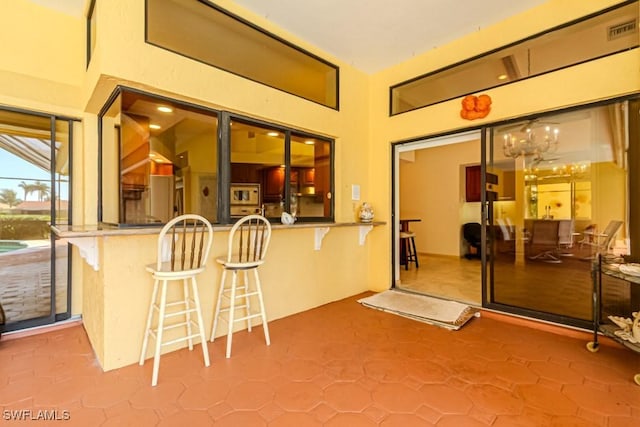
[139,214,213,386]
[211,214,272,358]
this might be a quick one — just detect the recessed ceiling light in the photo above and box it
[497,74,508,80]
[157,106,173,113]
[304,140,315,145]
[149,124,161,130]
[267,131,279,137]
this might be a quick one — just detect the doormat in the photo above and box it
[358,290,479,330]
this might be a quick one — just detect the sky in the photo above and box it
[0,149,68,202]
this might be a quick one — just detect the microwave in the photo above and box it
[230,183,261,209]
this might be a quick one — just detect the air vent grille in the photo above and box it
[608,19,637,41]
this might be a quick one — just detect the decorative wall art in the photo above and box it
[460,94,492,120]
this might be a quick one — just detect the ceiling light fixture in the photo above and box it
[149,124,161,130]
[497,74,508,80]
[502,125,559,160]
[304,140,315,145]
[267,131,279,137]
[157,106,173,113]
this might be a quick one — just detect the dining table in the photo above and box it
[399,218,421,232]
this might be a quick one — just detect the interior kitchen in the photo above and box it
[112,90,332,226]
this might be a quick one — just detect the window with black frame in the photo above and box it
[390,1,639,115]
[229,120,333,220]
[146,0,339,109]
[100,89,219,225]
[99,88,334,225]
[86,0,97,67]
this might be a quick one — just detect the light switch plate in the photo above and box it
[351,184,360,201]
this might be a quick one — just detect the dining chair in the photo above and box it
[211,214,272,358]
[557,219,576,255]
[528,220,562,263]
[139,214,213,386]
[580,220,623,256]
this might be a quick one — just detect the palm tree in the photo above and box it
[0,189,22,208]
[18,181,33,200]
[32,181,50,202]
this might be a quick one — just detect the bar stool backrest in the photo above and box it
[225,215,271,265]
[156,214,213,273]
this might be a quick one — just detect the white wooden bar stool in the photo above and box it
[211,214,271,358]
[139,214,213,386]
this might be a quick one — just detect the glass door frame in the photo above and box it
[391,129,483,290]
[0,106,75,333]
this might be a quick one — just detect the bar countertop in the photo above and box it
[52,221,386,238]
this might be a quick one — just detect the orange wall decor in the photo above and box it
[460,94,492,120]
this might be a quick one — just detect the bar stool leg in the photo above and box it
[253,269,270,346]
[411,236,419,268]
[140,278,159,365]
[225,271,238,358]
[190,276,210,367]
[183,278,193,351]
[211,269,227,342]
[243,270,252,332]
[152,280,169,387]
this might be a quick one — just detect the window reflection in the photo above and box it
[489,102,629,322]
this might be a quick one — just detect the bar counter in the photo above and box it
[52,221,385,370]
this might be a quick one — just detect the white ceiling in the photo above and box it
[31,0,547,73]
[231,0,547,73]
[28,0,85,17]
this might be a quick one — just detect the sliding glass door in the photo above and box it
[0,108,72,332]
[485,102,630,328]
[391,99,634,329]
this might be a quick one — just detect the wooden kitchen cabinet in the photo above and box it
[263,166,285,202]
[465,165,482,202]
[465,165,498,202]
[231,163,260,183]
[301,168,315,185]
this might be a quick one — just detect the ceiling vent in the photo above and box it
[608,19,637,41]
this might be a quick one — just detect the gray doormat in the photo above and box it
[358,290,479,330]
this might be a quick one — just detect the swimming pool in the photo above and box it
[0,240,28,253]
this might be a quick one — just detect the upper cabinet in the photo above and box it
[231,163,260,183]
[465,165,482,202]
[465,165,507,202]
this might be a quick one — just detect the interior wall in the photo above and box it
[399,139,480,256]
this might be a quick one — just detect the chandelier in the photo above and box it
[502,125,559,159]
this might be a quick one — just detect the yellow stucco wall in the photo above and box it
[0,0,638,369]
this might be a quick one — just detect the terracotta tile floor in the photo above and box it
[1,293,639,426]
